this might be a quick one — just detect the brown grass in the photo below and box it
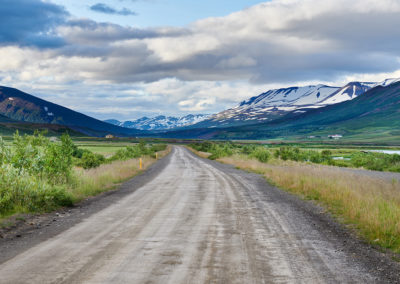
[69,147,171,201]
[218,154,400,253]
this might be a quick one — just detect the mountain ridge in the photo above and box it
[161,81,400,141]
[189,78,400,129]
[105,114,210,130]
[0,86,142,137]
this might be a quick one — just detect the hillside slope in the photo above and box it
[0,86,141,136]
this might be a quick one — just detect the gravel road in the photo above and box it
[0,146,399,283]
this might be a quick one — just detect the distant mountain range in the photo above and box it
[0,78,399,141]
[160,80,400,141]
[104,114,210,130]
[0,86,142,136]
[192,78,400,128]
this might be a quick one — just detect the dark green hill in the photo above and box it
[0,114,17,123]
[0,86,142,137]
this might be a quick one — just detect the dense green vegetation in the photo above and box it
[0,132,166,217]
[350,152,400,172]
[190,142,400,172]
[0,132,74,215]
[273,147,334,164]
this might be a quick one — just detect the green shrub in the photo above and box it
[190,141,213,153]
[250,147,270,163]
[149,144,167,152]
[0,164,72,214]
[78,152,105,169]
[351,152,386,171]
[208,143,234,160]
[72,145,91,159]
[5,131,74,184]
[273,147,335,165]
[109,142,166,162]
[241,145,257,155]
[110,146,142,161]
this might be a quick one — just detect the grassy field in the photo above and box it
[78,145,129,157]
[188,143,400,254]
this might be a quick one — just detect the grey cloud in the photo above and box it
[65,19,188,42]
[0,0,68,47]
[3,0,400,87]
[90,3,137,16]
[282,13,400,54]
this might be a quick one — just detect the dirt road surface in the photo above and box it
[0,146,398,283]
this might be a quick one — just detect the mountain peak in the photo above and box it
[104,114,210,130]
[196,78,400,128]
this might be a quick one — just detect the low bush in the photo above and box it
[0,164,72,215]
[350,152,400,172]
[190,142,235,160]
[2,131,74,184]
[109,143,166,161]
[77,152,106,169]
[274,147,334,166]
[249,147,270,163]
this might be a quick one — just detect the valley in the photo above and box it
[2,1,400,283]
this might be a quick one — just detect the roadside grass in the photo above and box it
[191,149,400,254]
[70,147,170,201]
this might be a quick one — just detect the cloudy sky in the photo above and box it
[1,0,400,120]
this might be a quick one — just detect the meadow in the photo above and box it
[0,132,168,221]
[189,142,400,253]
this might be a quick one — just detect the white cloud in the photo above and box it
[1,0,400,119]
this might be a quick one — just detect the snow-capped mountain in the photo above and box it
[105,114,210,130]
[373,78,400,87]
[197,78,400,127]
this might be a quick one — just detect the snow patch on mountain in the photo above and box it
[105,114,210,130]
[373,78,400,88]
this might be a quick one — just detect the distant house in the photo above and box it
[49,137,59,142]
[328,134,343,140]
[105,134,115,139]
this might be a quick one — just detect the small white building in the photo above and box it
[328,134,343,140]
